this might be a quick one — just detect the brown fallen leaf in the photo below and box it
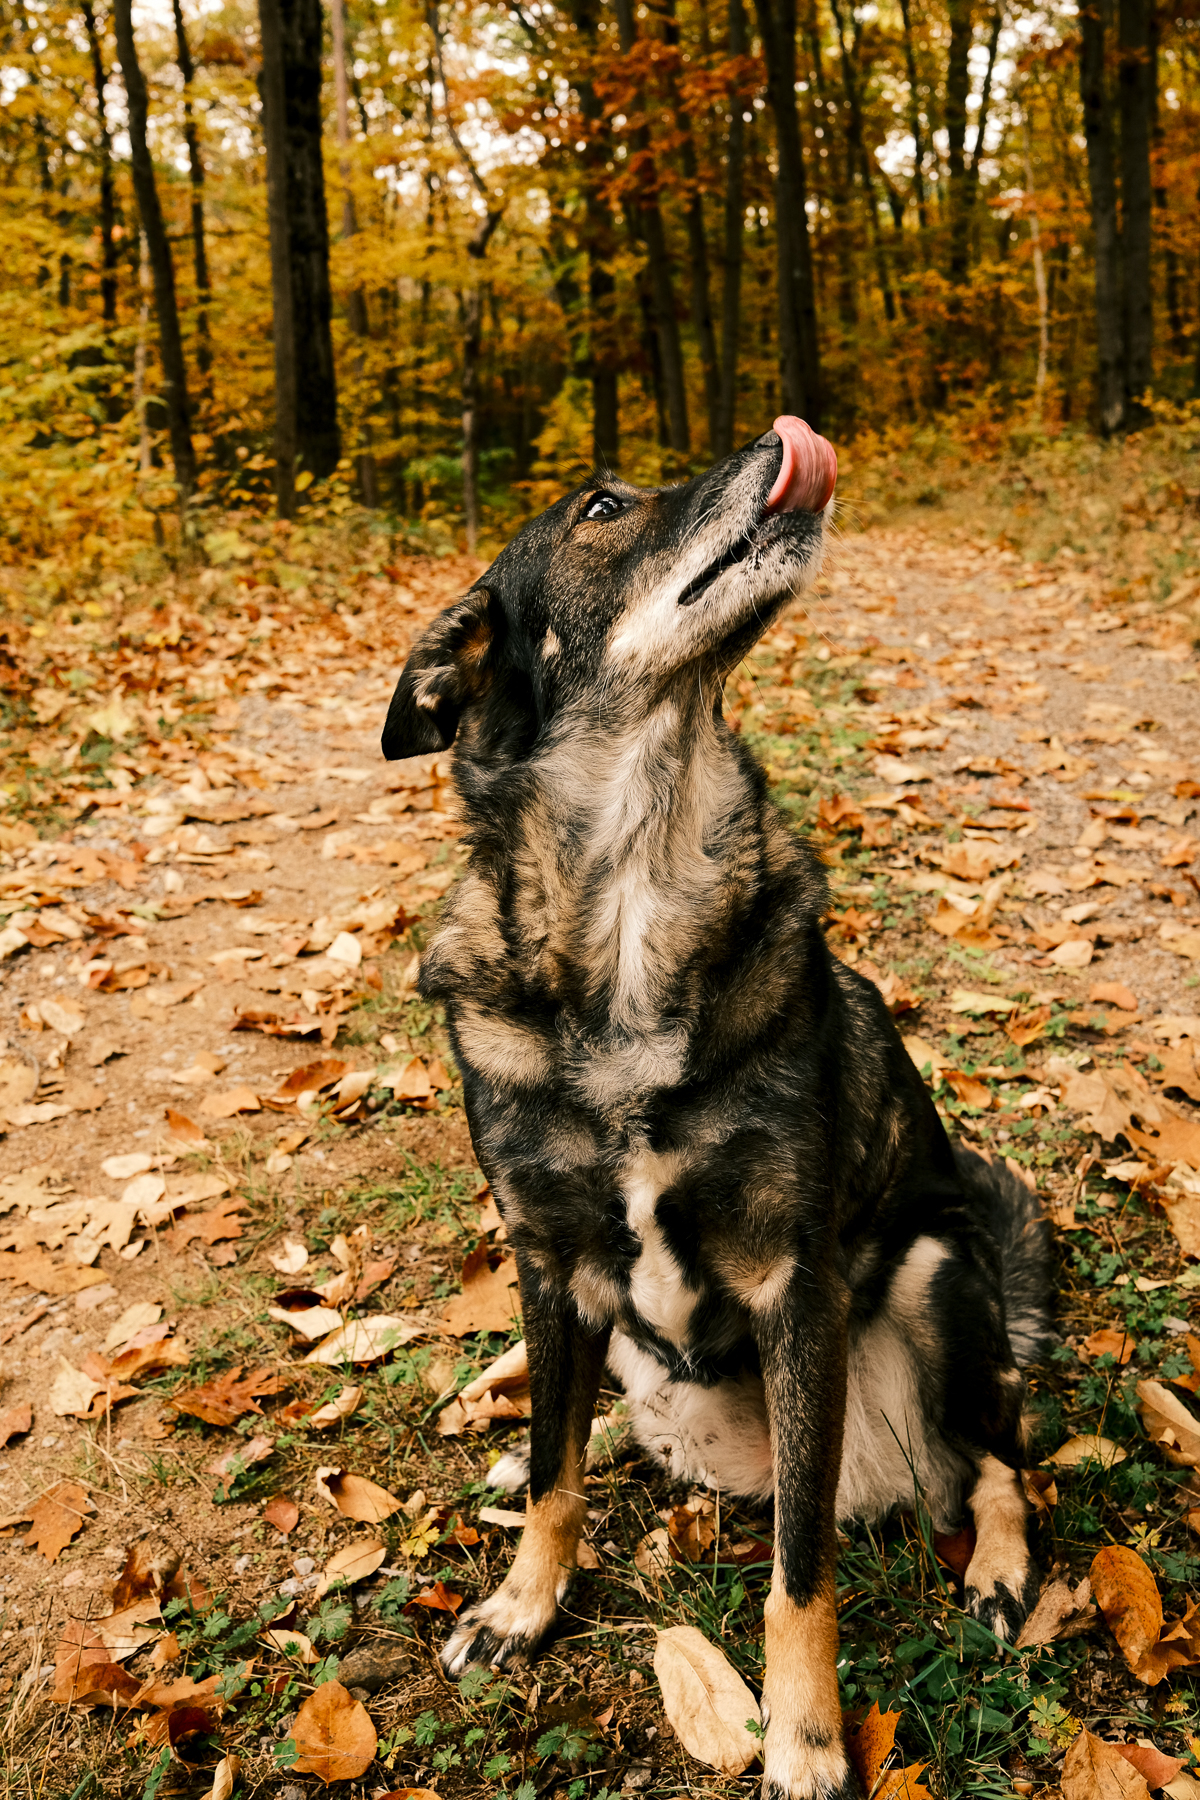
[303,1314,422,1366]
[0,1400,33,1446]
[1118,1742,1186,1789]
[52,1620,142,1707]
[406,1580,464,1615]
[1005,1006,1052,1048]
[26,1480,95,1562]
[653,1625,761,1777]
[1060,1063,1161,1144]
[875,1767,934,1800]
[202,1755,241,1800]
[1092,982,1139,1012]
[315,1538,387,1597]
[1083,1327,1137,1364]
[1137,1379,1200,1466]
[199,1084,261,1118]
[290,1679,378,1782]
[441,1245,522,1338]
[0,1246,109,1295]
[1047,1434,1128,1469]
[1154,1046,1200,1103]
[263,1496,300,1536]
[844,1701,902,1796]
[263,1627,318,1664]
[1091,1544,1200,1683]
[208,1433,274,1480]
[1129,1117,1200,1172]
[1015,1576,1096,1648]
[169,1364,287,1427]
[268,1237,309,1275]
[109,1537,182,1610]
[307,1384,364,1428]
[164,1108,210,1148]
[315,1466,404,1523]
[942,1070,994,1110]
[168,1197,248,1249]
[437,1340,530,1437]
[1063,1730,1151,1800]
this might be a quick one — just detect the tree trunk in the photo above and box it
[963,2,1002,257]
[1150,13,1184,358]
[331,0,377,505]
[259,0,340,492]
[1079,0,1125,432]
[171,0,211,388]
[753,0,822,424]
[804,0,856,329]
[461,281,482,552]
[112,0,196,504]
[1118,0,1153,416]
[664,0,720,449]
[258,0,297,514]
[569,0,619,468]
[80,0,117,325]
[716,0,746,456]
[1024,112,1049,402]
[898,0,928,241]
[828,0,895,323]
[612,0,690,456]
[945,0,973,281]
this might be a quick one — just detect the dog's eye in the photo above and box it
[582,493,624,521]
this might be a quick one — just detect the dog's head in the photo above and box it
[382,417,836,762]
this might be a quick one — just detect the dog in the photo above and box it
[381,418,1053,1800]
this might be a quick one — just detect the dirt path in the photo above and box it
[2,523,1200,1799]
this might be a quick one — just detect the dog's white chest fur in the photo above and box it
[620,1147,694,1346]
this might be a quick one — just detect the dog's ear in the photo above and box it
[382,587,497,759]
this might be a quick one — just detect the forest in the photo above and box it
[1,0,1198,565]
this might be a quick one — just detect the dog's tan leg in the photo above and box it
[756,1273,863,1800]
[761,1582,857,1799]
[442,1258,608,1676]
[963,1452,1037,1642]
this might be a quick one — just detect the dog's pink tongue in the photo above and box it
[766,415,837,513]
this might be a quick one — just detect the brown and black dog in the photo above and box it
[381,419,1052,1799]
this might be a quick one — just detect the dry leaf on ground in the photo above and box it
[169,1364,286,1427]
[653,1624,761,1777]
[437,1338,530,1436]
[1062,1728,1152,1800]
[263,1496,300,1535]
[307,1384,364,1428]
[315,1466,404,1523]
[268,1237,309,1274]
[304,1314,422,1365]
[1048,1434,1128,1469]
[1016,1576,1096,1648]
[1137,1380,1200,1466]
[263,1628,318,1664]
[26,1480,95,1562]
[315,1538,387,1597]
[1118,1743,1186,1789]
[441,1245,522,1337]
[406,1579,463,1614]
[844,1701,902,1793]
[0,1400,33,1446]
[1090,1544,1200,1683]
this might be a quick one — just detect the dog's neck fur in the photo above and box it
[458,677,771,1045]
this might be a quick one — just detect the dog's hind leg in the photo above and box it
[442,1258,609,1677]
[756,1274,864,1800]
[963,1453,1038,1642]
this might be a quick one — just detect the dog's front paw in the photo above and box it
[761,1730,865,1800]
[440,1583,559,1678]
[964,1563,1039,1643]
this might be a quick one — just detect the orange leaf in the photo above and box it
[1062,1728,1152,1799]
[291,1679,377,1781]
[875,1763,934,1799]
[26,1481,95,1563]
[406,1580,464,1615]
[1083,1327,1137,1365]
[314,1466,404,1523]
[169,1364,286,1426]
[264,1496,300,1536]
[844,1702,902,1793]
[1116,1742,1185,1788]
[1089,1546,1163,1675]
[933,1525,976,1578]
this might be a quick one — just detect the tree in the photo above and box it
[613,0,690,456]
[716,0,747,456]
[568,0,621,469]
[1079,0,1125,432]
[258,0,340,515]
[80,0,117,325]
[171,0,212,388]
[1118,0,1153,416]
[111,0,196,503]
[753,0,822,425]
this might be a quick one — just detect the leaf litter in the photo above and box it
[3,525,1200,1796]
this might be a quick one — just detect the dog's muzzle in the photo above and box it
[677,417,837,608]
